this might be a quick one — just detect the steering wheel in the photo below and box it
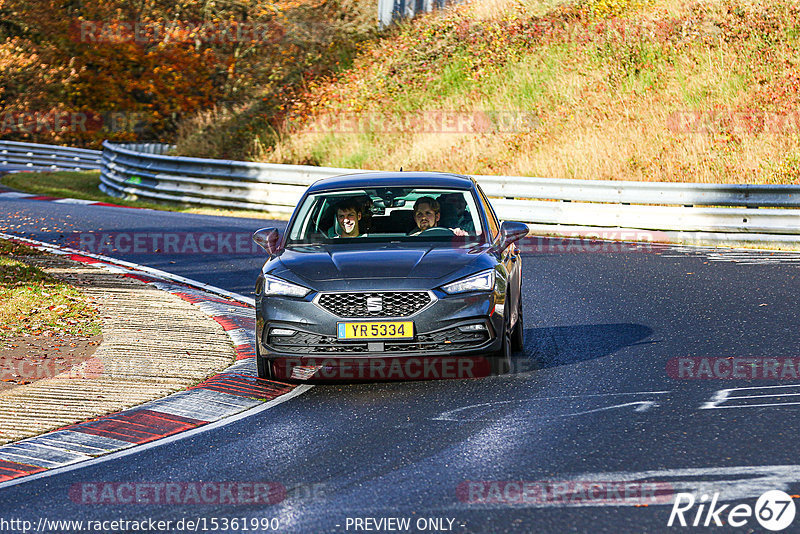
[418,227,455,236]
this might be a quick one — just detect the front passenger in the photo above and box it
[331,199,364,238]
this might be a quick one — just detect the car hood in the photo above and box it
[269,242,489,286]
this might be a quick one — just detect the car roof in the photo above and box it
[306,172,476,193]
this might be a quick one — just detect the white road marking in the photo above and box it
[52,198,96,205]
[565,401,659,416]
[660,244,800,266]
[433,391,669,421]
[701,384,800,410]
[557,465,800,506]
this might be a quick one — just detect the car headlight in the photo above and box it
[441,269,495,294]
[263,275,311,298]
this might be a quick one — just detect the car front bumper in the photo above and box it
[256,289,505,380]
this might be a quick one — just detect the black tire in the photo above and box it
[255,342,275,380]
[511,299,524,352]
[490,308,512,375]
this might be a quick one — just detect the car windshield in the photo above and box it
[286,187,484,245]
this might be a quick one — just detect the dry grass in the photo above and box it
[264,0,800,184]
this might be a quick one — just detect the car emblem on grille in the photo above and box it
[366,296,383,313]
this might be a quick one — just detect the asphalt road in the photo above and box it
[2,194,800,533]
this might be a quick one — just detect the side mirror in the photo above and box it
[492,221,529,253]
[253,227,280,255]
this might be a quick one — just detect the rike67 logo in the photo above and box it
[668,490,796,531]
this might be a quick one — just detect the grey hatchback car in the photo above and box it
[252,172,528,381]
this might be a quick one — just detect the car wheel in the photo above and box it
[511,299,524,352]
[491,308,512,375]
[255,342,275,380]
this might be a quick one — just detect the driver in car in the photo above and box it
[409,197,467,236]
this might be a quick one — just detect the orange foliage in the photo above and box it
[0,0,370,148]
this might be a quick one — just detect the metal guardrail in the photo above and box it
[2,140,797,238]
[0,140,102,171]
[114,142,174,155]
[475,175,800,208]
[99,141,800,236]
[100,141,341,214]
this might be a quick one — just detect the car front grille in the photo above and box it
[266,327,489,355]
[316,291,432,318]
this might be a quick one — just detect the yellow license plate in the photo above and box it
[337,321,414,340]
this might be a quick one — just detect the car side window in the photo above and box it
[476,186,499,239]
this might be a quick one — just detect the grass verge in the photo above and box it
[1,171,289,220]
[0,239,101,339]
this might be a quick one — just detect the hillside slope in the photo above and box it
[238,0,800,183]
